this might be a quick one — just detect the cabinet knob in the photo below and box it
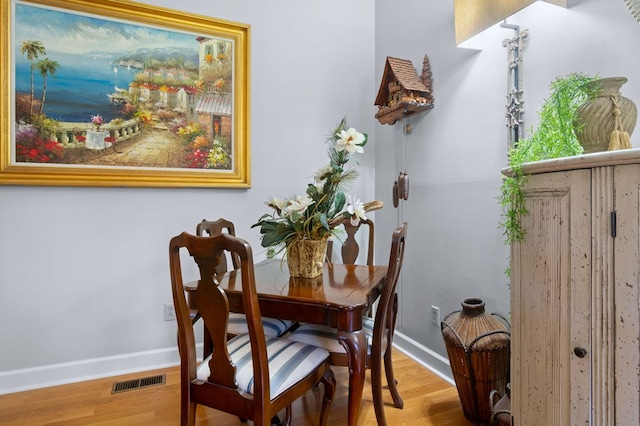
[573,347,588,358]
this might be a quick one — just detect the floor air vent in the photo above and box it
[111,374,166,394]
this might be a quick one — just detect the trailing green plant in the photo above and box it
[499,72,599,245]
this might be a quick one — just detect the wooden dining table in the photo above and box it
[186,258,388,426]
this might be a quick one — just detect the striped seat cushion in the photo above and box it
[228,313,293,337]
[197,334,330,397]
[286,317,375,354]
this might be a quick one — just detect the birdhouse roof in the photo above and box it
[374,57,431,106]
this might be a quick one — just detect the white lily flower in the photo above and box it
[267,197,288,212]
[314,165,332,183]
[336,128,365,154]
[346,194,367,226]
[284,194,313,216]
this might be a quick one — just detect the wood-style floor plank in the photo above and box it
[0,349,474,425]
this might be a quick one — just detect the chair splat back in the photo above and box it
[327,217,375,265]
[193,256,236,388]
[170,232,271,410]
[195,218,295,342]
[196,218,240,274]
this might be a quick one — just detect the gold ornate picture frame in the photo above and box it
[1,0,250,187]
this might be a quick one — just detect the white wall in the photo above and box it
[1,0,639,394]
[374,0,640,379]
[0,0,376,394]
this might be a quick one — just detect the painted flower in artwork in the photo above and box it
[90,114,104,130]
[214,78,227,94]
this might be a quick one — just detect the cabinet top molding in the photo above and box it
[501,148,640,176]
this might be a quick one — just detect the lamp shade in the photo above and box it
[454,0,568,45]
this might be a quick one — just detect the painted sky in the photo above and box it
[14,2,200,55]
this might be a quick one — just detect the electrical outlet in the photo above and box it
[164,303,176,321]
[430,305,440,326]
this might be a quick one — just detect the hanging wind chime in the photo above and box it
[374,54,434,208]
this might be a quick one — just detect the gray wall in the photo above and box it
[373,0,640,379]
[1,0,639,393]
[0,0,376,393]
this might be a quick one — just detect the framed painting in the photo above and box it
[0,0,250,187]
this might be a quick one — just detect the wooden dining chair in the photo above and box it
[195,218,294,340]
[169,231,336,426]
[326,217,376,318]
[288,222,408,426]
[326,217,374,265]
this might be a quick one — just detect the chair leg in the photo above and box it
[186,401,197,426]
[319,368,337,426]
[384,345,404,409]
[371,349,387,426]
[386,292,404,408]
[283,405,292,426]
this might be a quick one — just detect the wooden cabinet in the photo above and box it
[508,150,640,426]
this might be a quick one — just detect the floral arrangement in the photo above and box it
[253,117,380,256]
[90,114,104,130]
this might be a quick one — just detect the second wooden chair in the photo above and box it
[196,218,294,338]
[288,222,408,426]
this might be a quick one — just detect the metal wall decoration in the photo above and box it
[501,22,529,148]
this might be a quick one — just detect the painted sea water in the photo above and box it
[15,51,139,123]
[13,2,200,124]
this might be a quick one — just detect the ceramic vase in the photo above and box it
[573,77,637,153]
[286,238,328,278]
[441,298,511,424]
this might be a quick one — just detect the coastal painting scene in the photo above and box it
[13,2,234,171]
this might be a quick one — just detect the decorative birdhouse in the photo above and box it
[374,55,434,125]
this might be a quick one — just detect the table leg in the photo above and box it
[338,329,367,426]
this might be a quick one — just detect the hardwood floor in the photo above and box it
[0,349,474,425]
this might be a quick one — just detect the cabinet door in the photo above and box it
[613,164,640,426]
[511,169,591,425]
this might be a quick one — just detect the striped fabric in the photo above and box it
[227,313,293,337]
[197,334,330,397]
[286,317,375,354]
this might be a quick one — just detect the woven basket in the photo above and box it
[489,383,512,426]
[286,238,328,278]
[441,298,511,425]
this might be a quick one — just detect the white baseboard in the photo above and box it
[392,331,455,386]
[1,335,450,395]
[0,345,193,395]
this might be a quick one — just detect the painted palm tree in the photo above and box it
[626,0,640,23]
[20,39,47,117]
[36,58,60,115]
